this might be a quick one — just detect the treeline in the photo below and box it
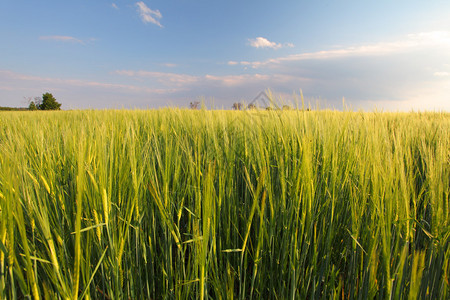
[0,106,29,111]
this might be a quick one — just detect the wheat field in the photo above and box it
[0,109,449,299]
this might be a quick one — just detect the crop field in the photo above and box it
[0,109,449,299]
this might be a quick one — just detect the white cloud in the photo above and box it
[248,37,293,49]
[112,3,118,9]
[249,37,282,49]
[136,2,163,27]
[39,35,85,45]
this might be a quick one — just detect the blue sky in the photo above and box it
[1,1,449,110]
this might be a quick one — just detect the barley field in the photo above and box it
[0,109,449,299]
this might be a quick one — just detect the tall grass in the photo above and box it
[0,109,449,299]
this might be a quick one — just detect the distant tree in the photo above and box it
[248,103,256,110]
[39,93,61,110]
[190,101,200,109]
[232,102,243,110]
[28,101,37,110]
[0,106,28,111]
[282,105,291,110]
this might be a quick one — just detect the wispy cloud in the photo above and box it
[114,69,309,90]
[136,2,163,27]
[0,69,182,108]
[115,70,272,88]
[112,3,119,10]
[0,70,173,94]
[162,63,177,68]
[114,70,198,86]
[220,31,450,111]
[39,35,85,45]
[205,74,270,87]
[248,37,293,49]
[235,31,450,69]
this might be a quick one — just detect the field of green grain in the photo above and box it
[0,109,449,299]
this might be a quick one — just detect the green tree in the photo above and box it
[28,101,37,110]
[39,93,61,110]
